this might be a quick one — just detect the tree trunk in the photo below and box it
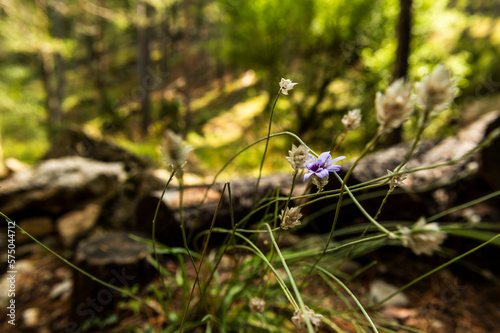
[53,0,65,127]
[159,9,172,123]
[298,75,332,135]
[137,1,152,135]
[182,0,192,134]
[70,232,154,325]
[39,51,61,138]
[36,0,62,138]
[95,0,112,115]
[385,0,412,147]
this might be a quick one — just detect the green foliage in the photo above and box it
[0,0,499,168]
[216,0,312,71]
[80,314,119,332]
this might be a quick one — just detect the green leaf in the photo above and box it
[446,229,500,247]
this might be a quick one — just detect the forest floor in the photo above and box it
[1,238,499,333]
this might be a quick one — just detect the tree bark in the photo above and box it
[134,175,304,247]
[392,0,412,81]
[95,0,112,115]
[70,232,154,325]
[39,51,62,137]
[53,0,65,127]
[36,0,63,138]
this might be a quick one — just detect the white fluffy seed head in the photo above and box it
[342,109,362,132]
[398,217,447,256]
[375,79,415,133]
[415,65,455,115]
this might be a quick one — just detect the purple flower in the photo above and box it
[304,152,346,181]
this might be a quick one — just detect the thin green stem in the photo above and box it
[285,170,298,210]
[324,234,389,255]
[230,232,296,305]
[325,132,383,248]
[265,223,316,333]
[178,177,197,269]
[314,264,379,333]
[209,131,312,194]
[373,188,393,221]
[352,126,500,192]
[367,232,500,308]
[0,212,160,316]
[177,175,203,333]
[254,90,281,205]
[333,172,394,237]
[262,186,282,300]
[300,132,382,288]
[191,131,310,235]
[330,127,348,155]
[152,169,177,292]
[396,112,430,172]
[201,183,239,297]
[428,190,500,222]
[338,188,393,271]
[180,183,227,333]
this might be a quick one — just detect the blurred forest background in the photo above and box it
[1,0,500,179]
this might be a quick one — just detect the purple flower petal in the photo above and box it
[303,151,345,182]
[327,165,341,172]
[330,156,346,163]
[318,151,331,163]
[304,172,312,181]
[316,169,329,179]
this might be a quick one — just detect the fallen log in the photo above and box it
[134,174,305,247]
[305,110,500,232]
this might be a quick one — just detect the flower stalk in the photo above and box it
[254,78,297,205]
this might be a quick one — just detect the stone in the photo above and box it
[17,217,54,244]
[22,307,40,327]
[49,280,73,300]
[56,203,102,248]
[366,279,409,308]
[4,157,30,174]
[0,156,126,217]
